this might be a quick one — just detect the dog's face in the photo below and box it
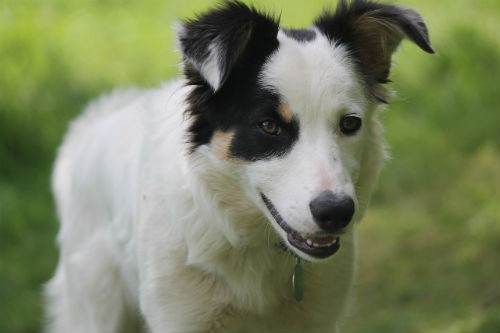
[178,1,433,261]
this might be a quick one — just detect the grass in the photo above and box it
[0,0,499,331]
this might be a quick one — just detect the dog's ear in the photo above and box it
[315,0,434,102]
[176,1,279,92]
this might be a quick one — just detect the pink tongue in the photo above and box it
[307,235,336,244]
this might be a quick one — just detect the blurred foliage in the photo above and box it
[0,0,498,332]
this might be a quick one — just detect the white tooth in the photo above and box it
[306,236,340,248]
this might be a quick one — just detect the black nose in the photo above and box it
[309,191,355,232]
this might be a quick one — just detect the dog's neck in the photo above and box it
[181,151,298,311]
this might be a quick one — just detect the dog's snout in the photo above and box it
[309,191,355,232]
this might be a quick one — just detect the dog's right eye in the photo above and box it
[259,120,282,136]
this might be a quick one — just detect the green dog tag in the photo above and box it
[292,257,304,302]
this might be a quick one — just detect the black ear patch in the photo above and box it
[182,2,283,155]
[315,0,434,102]
[177,1,279,91]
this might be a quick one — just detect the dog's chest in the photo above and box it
[212,295,341,333]
[205,258,354,333]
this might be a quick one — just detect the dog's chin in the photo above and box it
[260,193,341,261]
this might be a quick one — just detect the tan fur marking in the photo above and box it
[211,130,235,160]
[354,13,404,76]
[346,12,408,102]
[278,102,294,123]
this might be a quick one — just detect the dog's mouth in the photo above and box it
[261,193,340,259]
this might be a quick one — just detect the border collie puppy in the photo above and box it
[45,1,433,332]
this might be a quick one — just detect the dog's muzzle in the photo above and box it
[261,192,354,259]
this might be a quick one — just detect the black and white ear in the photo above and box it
[176,1,279,92]
[315,0,434,102]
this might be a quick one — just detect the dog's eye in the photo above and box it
[339,115,362,135]
[259,120,282,136]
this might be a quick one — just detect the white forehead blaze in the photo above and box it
[261,29,369,124]
[250,31,373,222]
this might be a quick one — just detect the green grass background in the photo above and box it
[0,0,498,331]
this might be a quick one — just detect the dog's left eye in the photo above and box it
[339,115,362,135]
[259,120,282,136]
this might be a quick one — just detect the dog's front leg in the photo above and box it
[136,210,227,332]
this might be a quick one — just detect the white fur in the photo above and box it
[45,30,387,332]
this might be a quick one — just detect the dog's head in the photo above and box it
[178,0,433,261]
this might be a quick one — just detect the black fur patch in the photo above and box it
[315,0,433,54]
[227,94,300,161]
[182,2,299,160]
[179,1,279,90]
[282,28,317,43]
[188,74,299,160]
[314,0,434,102]
[187,77,300,161]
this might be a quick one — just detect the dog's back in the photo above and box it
[46,83,188,332]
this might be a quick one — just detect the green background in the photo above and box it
[1,0,499,331]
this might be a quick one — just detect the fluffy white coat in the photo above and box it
[46,17,392,333]
[47,1,432,324]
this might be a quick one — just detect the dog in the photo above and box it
[45,1,433,332]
